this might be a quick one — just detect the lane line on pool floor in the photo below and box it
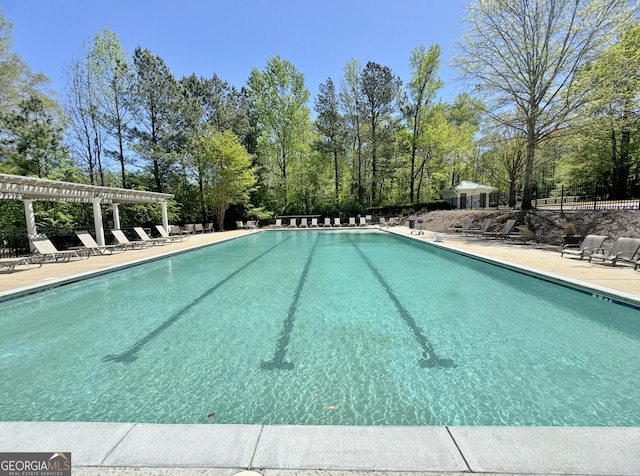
[348,235,456,369]
[261,233,320,370]
[103,235,293,363]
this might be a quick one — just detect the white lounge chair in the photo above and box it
[75,230,126,254]
[288,218,297,228]
[155,225,188,242]
[274,218,283,228]
[169,225,190,238]
[323,217,332,227]
[333,217,342,227]
[310,218,319,228]
[299,218,308,228]
[348,217,357,227]
[236,221,244,229]
[589,237,640,267]
[194,223,205,233]
[244,220,257,229]
[203,223,214,233]
[561,234,608,260]
[133,227,169,245]
[111,229,150,249]
[359,217,367,226]
[378,217,387,227]
[29,234,90,262]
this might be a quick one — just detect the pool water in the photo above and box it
[1,229,639,426]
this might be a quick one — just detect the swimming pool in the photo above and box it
[1,229,639,426]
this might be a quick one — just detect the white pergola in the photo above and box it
[0,173,174,247]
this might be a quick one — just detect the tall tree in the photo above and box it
[453,0,636,208]
[339,58,365,206]
[197,127,256,230]
[130,47,180,193]
[315,77,346,211]
[405,44,443,203]
[360,61,402,204]
[574,23,640,197]
[89,27,134,188]
[247,55,311,211]
[63,56,104,184]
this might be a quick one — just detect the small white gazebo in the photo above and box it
[0,173,174,247]
[441,181,497,209]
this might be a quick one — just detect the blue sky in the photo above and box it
[2,0,470,105]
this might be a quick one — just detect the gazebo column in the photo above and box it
[92,198,106,246]
[24,199,38,251]
[112,203,121,230]
[161,202,169,231]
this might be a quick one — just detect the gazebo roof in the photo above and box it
[442,180,497,192]
[0,173,174,204]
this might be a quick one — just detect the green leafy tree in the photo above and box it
[314,77,346,211]
[247,56,311,212]
[339,58,365,206]
[0,95,67,178]
[130,47,181,193]
[197,128,256,230]
[453,0,637,208]
[405,44,443,203]
[572,23,640,197]
[89,27,134,188]
[360,61,403,205]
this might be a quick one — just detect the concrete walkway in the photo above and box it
[1,227,639,475]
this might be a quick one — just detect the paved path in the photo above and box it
[1,226,639,475]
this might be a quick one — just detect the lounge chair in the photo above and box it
[184,224,195,234]
[359,217,367,226]
[365,215,373,224]
[169,225,189,238]
[236,221,244,229]
[483,219,517,239]
[29,235,90,262]
[75,230,126,254]
[244,220,257,229]
[310,218,319,228]
[133,227,169,246]
[348,217,357,227]
[449,217,474,234]
[111,229,151,249]
[273,218,283,228]
[299,218,308,228]
[194,223,205,233]
[560,234,607,260]
[378,217,387,227]
[0,255,43,272]
[333,217,342,227]
[203,223,214,233]
[323,217,332,227]
[288,218,297,228]
[387,217,398,227]
[465,218,494,236]
[588,237,640,267]
[156,225,188,242]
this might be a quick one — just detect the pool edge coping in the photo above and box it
[2,422,639,475]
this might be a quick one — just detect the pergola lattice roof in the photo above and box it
[0,173,174,204]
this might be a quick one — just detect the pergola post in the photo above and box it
[112,203,121,230]
[92,198,106,246]
[24,199,37,251]
[161,202,169,232]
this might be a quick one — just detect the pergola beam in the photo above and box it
[0,174,175,243]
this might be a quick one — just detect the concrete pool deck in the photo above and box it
[1,226,639,475]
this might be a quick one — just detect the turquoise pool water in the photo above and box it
[1,229,639,426]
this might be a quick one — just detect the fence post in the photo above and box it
[560,185,564,212]
[593,182,598,210]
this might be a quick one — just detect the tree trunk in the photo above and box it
[521,116,536,209]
